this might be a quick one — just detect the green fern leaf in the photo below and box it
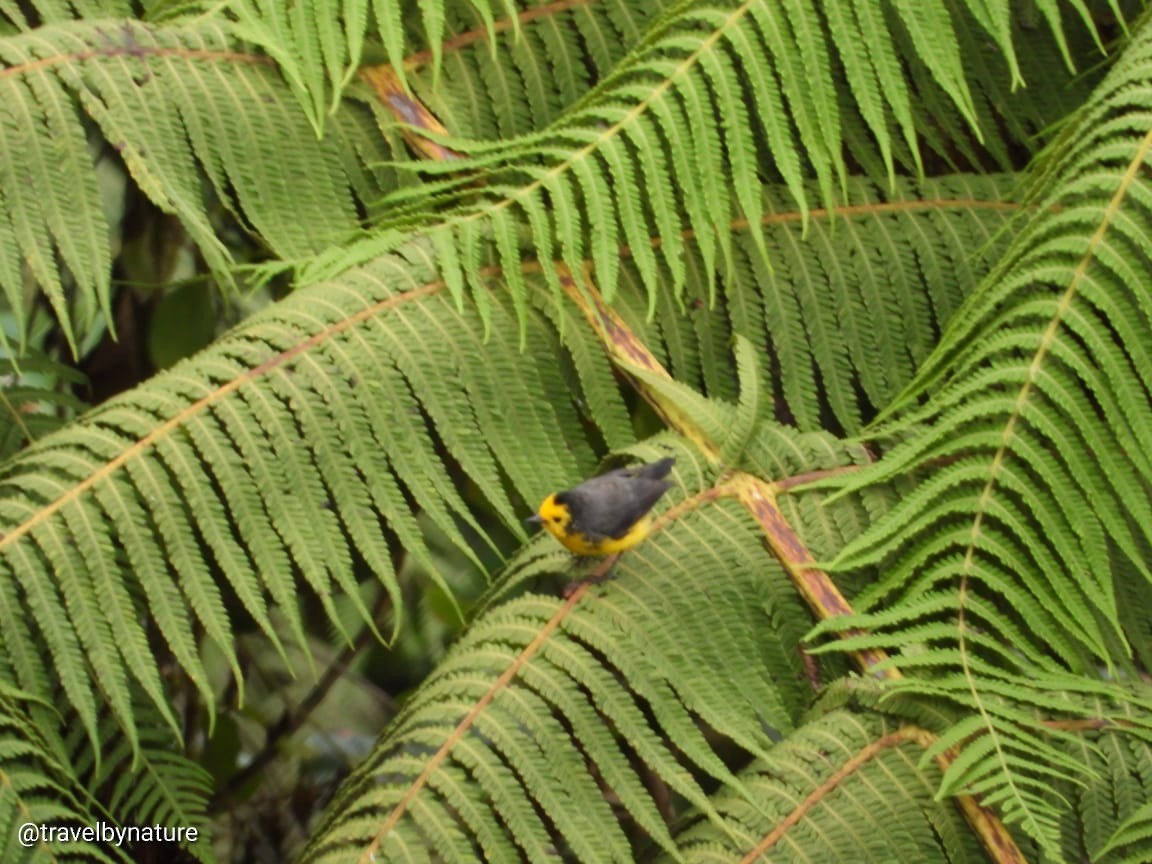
[822,12,1152,852]
[302,429,892,861]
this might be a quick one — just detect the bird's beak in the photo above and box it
[525,514,543,527]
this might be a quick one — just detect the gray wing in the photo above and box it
[564,469,672,539]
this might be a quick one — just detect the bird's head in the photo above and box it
[526,492,573,540]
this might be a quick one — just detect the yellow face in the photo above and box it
[535,494,573,542]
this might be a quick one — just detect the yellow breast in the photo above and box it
[551,515,652,556]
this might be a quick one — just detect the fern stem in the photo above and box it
[738,725,1027,864]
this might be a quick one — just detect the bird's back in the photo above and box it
[561,457,674,540]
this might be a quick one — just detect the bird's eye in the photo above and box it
[550,517,560,523]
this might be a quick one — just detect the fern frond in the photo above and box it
[0,17,401,353]
[335,0,1106,327]
[0,350,87,459]
[0,694,126,863]
[301,428,896,862]
[1100,802,1152,864]
[669,711,987,863]
[579,173,1019,433]
[821,10,1152,853]
[0,239,620,753]
[1,4,1144,860]
[64,702,213,862]
[410,0,673,139]
[0,2,1113,356]
[1044,709,1152,861]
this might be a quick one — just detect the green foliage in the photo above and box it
[0,239,628,756]
[816,6,1152,853]
[0,15,402,354]
[301,439,869,863]
[0,351,87,459]
[0,696,109,863]
[0,0,1096,355]
[147,281,218,369]
[339,0,1089,326]
[0,688,212,863]
[64,705,214,862]
[0,0,1150,862]
[1063,718,1152,862]
[669,711,988,863]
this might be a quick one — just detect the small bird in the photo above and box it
[527,457,675,556]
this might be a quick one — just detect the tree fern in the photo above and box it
[817,7,1152,854]
[1,1,1148,861]
[1057,711,1152,861]
[669,711,988,863]
[0,168,1022,849]
[0,1,1104,355]
[300,430,891,863]
[303,0,1105,331]
[0,237,635,756]
[0,16,402,354]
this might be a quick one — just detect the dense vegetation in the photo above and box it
[2,1,1151,862]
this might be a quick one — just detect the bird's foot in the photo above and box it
[562,555,619,597]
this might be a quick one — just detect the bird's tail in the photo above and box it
[638,456,675,479]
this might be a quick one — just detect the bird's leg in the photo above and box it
[562,554,620,597]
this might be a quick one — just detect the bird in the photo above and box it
[526,457,675,556]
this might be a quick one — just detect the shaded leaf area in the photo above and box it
[668,711,987,863]
[300,437,890,863]
[0,691,212,864]
[1100,803,1152,864]
[0,697,121,864]
[818,11,1152,855]
[1058,713,1152,863]
[63,702,214,863]
[0,17,402,353]
[0,350,88,459]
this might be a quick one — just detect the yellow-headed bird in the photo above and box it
[527,457,675,555]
